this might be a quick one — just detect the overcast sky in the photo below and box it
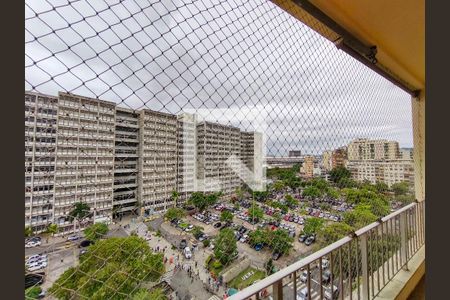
[25,0,413,156]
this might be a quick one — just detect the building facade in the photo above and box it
[138,110,178,214]
[347,159,415,187]
[25,92,58,232]
[348,138,400,160]
[331,147,347,169]
[176,113,197,205]
[300,155,315,178]
[25,91,264,232]
[196,121,241,195]
[288,150,302,157]
[113,107,140,216]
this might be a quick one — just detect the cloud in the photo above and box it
[25,0,413,155]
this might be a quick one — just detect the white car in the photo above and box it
[25,240,41,248]
[27,261,47,272]
[67,235,80,241]
[297,287,308,300]
[185,224,194,232]
[299,270,310,283]
[239,234,249,243]
[26,255,47,265]
[184,247,192,259]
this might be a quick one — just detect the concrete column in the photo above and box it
[411,91,425,201]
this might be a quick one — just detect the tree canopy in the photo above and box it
[391,182,410,195]
[317,223,353,247]
[248,206,264,222]
[69,202,91,222]
[132,288,167,300]
[343,204,378,229]
[164,207,186,221]
[49,236,164,300]
[84,222,109,241]
[189,192,220,211]
[214,228,237,265]
[302,217,324,236]
[220,210,233,223]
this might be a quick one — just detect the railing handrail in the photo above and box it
[227,200,424,300]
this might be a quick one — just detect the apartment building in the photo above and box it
[176,113,197,205]
[25,92,58,232]
[113,107,140,216]
[197,121,241,195]
[348,138,400,160]
[288,150,302,157]
[300,155,315,178]
[53,92,116,232]
[321,150,332,171]
[331,147,347,169]
[138,109,178,214]
[347,159,415,187]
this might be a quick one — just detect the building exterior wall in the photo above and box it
[331,147,347,169]
[347,159,415,187]
[301,155,315,178]
[138,109,178,214]
[25,92,58,233]
[176,113,197,205]
[196,122,241,196]
[113,107,139,216]
[288,150,302,157]
[321,150,332,171]
[348,138,400,161]
[54,92,116,232]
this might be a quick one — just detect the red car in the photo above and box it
[284,214,290,221]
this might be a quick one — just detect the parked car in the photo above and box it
[321,258,330,269]
[324,286,339,300]
[79,240,94,248]
[322,270,332,284]
[272,251,282,260]
[213,222,222,228]
[239,234,249,243]
[27,261,47,272]
[297,287,308,300]
[67,235,80,241]
[305,236,315,246]
[254,243,263,251]
[25,273,45,289]
[184,247,192,259]
[299,270,310,283]
[298,234,307,243]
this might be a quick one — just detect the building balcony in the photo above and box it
[228,201,425,300]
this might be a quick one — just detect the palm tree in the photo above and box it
[25,226,33,238]
[171,190,180,206]
[44,223,58,243]
[69,202,91,234]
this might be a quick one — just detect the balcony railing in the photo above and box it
[228,200,425,300]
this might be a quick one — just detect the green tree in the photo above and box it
[317,223,353,247]
[272,180,285,192]
[269,229,294,254]
[265,259,275,275]
[302,217,324,236]
[326,188,340,199]
[132,288,167,300]
[248,228,270,246]
[25,226,34,238]
[248,206,264,223]
[171,191,180,205]
[395,194,415,205]
[214,228,237,265]
[189,192,207,211]
[220,210,233,223]
[69,202,91,233]
[25,286,42,299]
[375,181,389,193]
[252,191,269,202]
[49,236,164,300]
[164,207,186,221]
[343,204,378,229]
[273,211,282,223]
[284,194,298,208]
[192,226,204,239]
[235,187,244,200]
[84,222,109,241]
[292,163,301,173]
[329,166,351,183]
[391,182,410,195]
[302,186,322,198]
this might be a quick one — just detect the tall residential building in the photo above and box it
[240,131,264,188]
[176,113,197,205]
[400,148,414,160]
[138,109,178,214]
[113,107,140,216]
[54,92,116,232]
[331,147,347,169]
[288,150,302,157]
[197,121,241,195]
[347,159,414,187]
[347,138,400,160]
[25,92,58,232]
[321,150,333,171]
[301,155,315,178]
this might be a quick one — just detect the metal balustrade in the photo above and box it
[228,201,425,300]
